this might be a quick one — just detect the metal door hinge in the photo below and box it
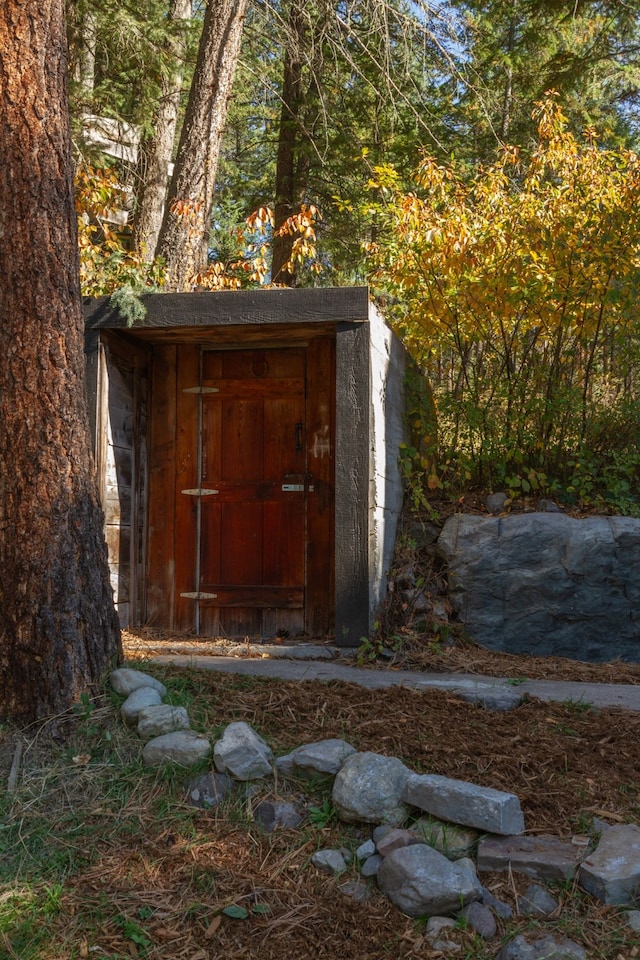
[180,592,218,600]
[181,488,219,496]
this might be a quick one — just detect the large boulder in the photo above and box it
[213,721,273,780]
[377,844,483,917]
[437,513,640,661]
[332,751,412,825]
[578,823,640,905]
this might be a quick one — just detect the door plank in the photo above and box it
[146,345,177,626]
[174,345,200,630]
[305,337,336,635]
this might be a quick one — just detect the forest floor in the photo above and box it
[3,496,640,958]
[2,649,640,960]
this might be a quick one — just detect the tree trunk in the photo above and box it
[133,0,192,262]
[0,0,121,727]
[158,0,248,291]
[271,5,306,286]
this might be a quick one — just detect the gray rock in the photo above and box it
[625,910,640,932]
[456,686,524,711]
[311,849,348,875]
[355,839,376,861]
[361,854,383,878]
[411,816,478,859]
[425,917,457,940]
[431,939,461,954]
[408,519,441,549]
[142,730,211,767]
[455,857,478,881]
[136,704,190,739]
[254,800,304,832]
[110,667,167,697]
[404,773,525,835]
[120,687,163,725]
[185,771,234,809]
[213,721,273,780]
[276,739,356,779]
[495,934,587,960]
[518,883,559,918]
[537,499,562,513]
[477,835,583,882]
[481,886,513,920]
[485,492,508,515]
[373,824,393,844]
[578,823,640,905]
[457,900,497,939]
[437,513,640,662]
[332,752,412,825]
[339,879,371,902]
[376,827,425,857]
[376,843,483,918]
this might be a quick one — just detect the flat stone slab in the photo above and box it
[477,835,584,882]
[148,655,640,712]
[226,643,333,660]
[404,773,525,836]
[579,823,640,905]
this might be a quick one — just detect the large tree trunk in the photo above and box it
[158,0,248,291]
[271,4,306,287]
[133,0,192,262]
[0,0,121,726]
[271,0,319,286]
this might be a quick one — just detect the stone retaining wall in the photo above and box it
[437,513,640,662]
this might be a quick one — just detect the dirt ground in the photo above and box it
[3,655,640,960]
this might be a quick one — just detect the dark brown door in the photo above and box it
[195,347,309,637]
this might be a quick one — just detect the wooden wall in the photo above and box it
[93,334,149,626]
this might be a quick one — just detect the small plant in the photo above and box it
[308,797,337,829]
[115,915,152,953]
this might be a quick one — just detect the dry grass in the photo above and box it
[2,666,640,959]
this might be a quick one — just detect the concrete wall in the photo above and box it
[367,303,409,626]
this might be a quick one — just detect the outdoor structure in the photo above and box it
[84,287,409,645]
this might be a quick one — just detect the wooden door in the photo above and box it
[146,339,335,637]
[195,347,310,637]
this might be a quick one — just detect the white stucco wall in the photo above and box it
[367,303,409,624]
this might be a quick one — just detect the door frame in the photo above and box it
[85,288,378,644]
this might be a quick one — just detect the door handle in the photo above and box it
[295,422,303,451]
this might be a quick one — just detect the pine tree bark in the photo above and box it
[271,4,306,287]
[133,0,192,262]
[0,0,121,726]
[158,0,248,290]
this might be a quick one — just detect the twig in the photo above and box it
[7,740,24,793]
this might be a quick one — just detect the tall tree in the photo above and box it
[449,0,640,159]
[132,0,192,262]
[157,0,248,290]
[0,0,121,725]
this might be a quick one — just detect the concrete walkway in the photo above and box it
[148,648,640,712]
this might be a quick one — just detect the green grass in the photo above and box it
[1,664,639,960]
